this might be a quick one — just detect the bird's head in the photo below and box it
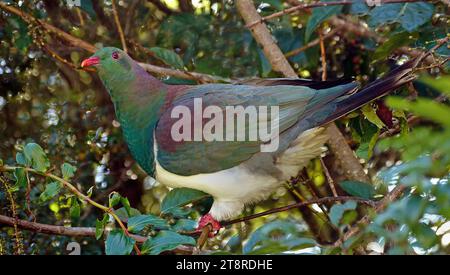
[81,47,133,78]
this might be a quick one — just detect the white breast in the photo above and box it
[153,127,328,220]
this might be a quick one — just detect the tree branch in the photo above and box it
[0,2,221,83]
[222,196,375,226]
[0,165,141,255]
[332,184,407,248]
[236,0,297,77]
[328,17,438,66]
[285,27,341,58]
[0,214,195,255]
[111,0,128,53]
[237,0,371,185]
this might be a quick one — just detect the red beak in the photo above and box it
[81,56,100,68]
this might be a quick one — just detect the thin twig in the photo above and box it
[332,185,406,247]
[285,28,340,58]
[0,165,141,255]
[319,28,327,81]
[321,158,339,197]
[0,2,221,83]
[222,196,375,226]
[0,176,24,255]
[111,0,128,53]
[0,214,195,254]
[197,225,212,249]
[25,171,36,222]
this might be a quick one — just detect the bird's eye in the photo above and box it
[112,52,119,59]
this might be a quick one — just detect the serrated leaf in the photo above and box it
[127,214,168,233]
[304,0,343,42]
[23,143,50,172]
[141,230,196,255]
[329,200,357,226]
[61,163,76,180]
[339,180,375,199]
[368,3,434,32]
[149,47,184,69]
[160,188,209,214]
[105,229,135,255]
[39,181,62,203]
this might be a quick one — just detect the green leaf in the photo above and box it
[114,207,141,221]
[87,186,94,198]
[120,197,131,216]
[39,181,62,203]
[368,3,434,32]
[350,2,370,15]
[127,214,168,233]
[373,32,418,62]
[149,47,184,70]
[386,97,450,128]
[329,200,357,226]
[15,152,28,166]
[70,198,81,221]
[105,229,135,255]
[418,75,450,97]
[243,220,316,254]
[109,192,122,208]
[414,223,438,249]
[160,188,209,214]
[339,180,375,199]
[23,143,50,172]
[95,214,109,240]
[78,0,96,18]
[304,0,343,42]
[141,231,196,255]
[171,219,197,232]
[61,163,76,180]
[361,104,385,129]
[14,168,27,189]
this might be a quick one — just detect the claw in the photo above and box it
[196,213,222,237]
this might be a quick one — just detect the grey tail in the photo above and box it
[319,55,425,125]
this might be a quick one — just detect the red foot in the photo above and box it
[196,213,222,237]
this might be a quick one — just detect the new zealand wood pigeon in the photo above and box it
[81,47,419,233]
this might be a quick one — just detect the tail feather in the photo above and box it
[320,55,424,125]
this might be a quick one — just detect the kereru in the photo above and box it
[81,47,419,234]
